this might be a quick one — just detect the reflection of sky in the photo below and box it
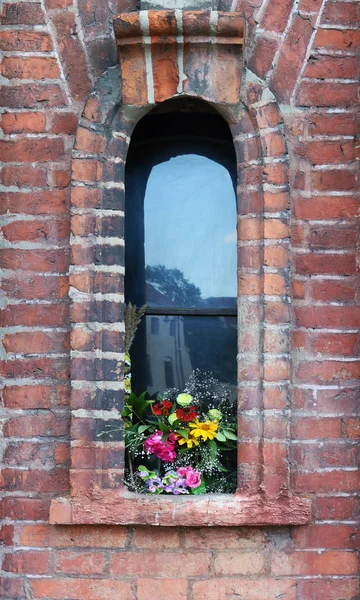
[144,154,237,300]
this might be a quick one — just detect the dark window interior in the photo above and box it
[125,98,237,398]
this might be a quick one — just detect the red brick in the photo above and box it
[271,15,313,101]
[0,304,68,327]
[3,331,69,354]
[298,82,358,106]
[0,468,69,493]
[0,3,45,25]
[298,0,322,12]
[264,273,286,295]
[0,497,50,521]
[2,219,69,243]
[4,412,69,438]
[272,550,358,575]
[311,333,359,356]
[31,579,133,600]
[313,496,357,521]
[264,246,289,268]
[45,0,73,7]
[311,169,357,191]
[298,579,359,600]
[192,579,297,600]
[296,360,360,384]
[0,112,46,134]
[343,417,360,440]
[295,253,356,275]
[291,524,359,549]
[291,441,357,469]
[75,128,106,154]
[0,31,52,52]
[323,2,358,26]
[132,527,181,549]
[294,196,359,219]
[214,552,264,575]
[317,387,359,414]
[294,469,359,493]
[0,83,66,108]
[0,249,69,273]
[309,113,357,136]
[52,12,91,102]
[0,138,64,163]
[1,57,60,80]
[0,190,68,215]
[21,524,127,547]
[0,525,14,546]
[0,577,25,598]
[2,275,68,300]
[51,112,78,135]
[304,55,358,79]
[0,357,69,380]
[248,36,279,79]
[297,140,355,164]
[296,306,360,328]
[72,159,103,182]
[55,551,106,575]
[52,169,71,188]
[260,0,293,32]
[0,165,47,187]
[2,550,50,574]
[309,224,357,249]
[110,551,211,577]
[264,358,290,381]
[138,579,187,600]
[314,28,359,51]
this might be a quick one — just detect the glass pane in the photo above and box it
[131,315,237,401]
[144,154,237,309]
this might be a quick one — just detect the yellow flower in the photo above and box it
[189,419,218,442]
[174,430,200,449]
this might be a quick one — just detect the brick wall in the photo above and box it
[0,0,359,599]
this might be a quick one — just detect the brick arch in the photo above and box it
[51,20,309,523]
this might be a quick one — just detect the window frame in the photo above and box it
[125,105,238,398]
[49,9,312,526]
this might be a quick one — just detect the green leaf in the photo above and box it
[176,429,189,440]
[223,430,238,441]
[191,479,206,495]
[208,439,218,462]
[158,421,170,433]
[216,432,227,442]
[138,424,151,434]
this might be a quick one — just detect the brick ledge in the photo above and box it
[50,493,311,526]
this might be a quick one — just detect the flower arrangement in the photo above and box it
[121,369,238,495]
[119,304,237,494]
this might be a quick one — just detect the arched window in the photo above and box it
[125,98,238,402]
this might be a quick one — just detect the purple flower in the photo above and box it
[146,477,163,493]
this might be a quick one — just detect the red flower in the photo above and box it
[176,406,198,422]
[152,400,173,416]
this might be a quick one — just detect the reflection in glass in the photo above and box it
[131,315,237,400]
[144,155,237,309]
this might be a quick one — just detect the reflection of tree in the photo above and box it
[146,265,202,307]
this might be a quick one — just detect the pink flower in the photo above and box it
[176,466,201,488]
[144,431,177,463]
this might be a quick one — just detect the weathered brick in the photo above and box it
[0,31,52,51]
[0,138,64,163]
[1,57,60,80]
[0,112,46,134]
[2,550,50,574]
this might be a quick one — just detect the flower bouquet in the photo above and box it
[121,370,238,495]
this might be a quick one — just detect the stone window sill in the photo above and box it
[50,492,311,526]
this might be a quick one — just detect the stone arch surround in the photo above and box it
[50,11,311,525]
